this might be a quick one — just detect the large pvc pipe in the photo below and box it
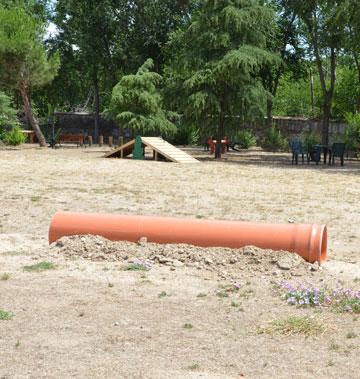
[48,212,327,263]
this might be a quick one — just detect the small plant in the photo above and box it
[278,281,360,313]
[183,323,193,329]
[231,301,239,307]
[261,124,288,152]
[329,342,340,351]
[1,273,10,280]
[258,316,325,336]
[123,259,152,271]
[215,282,241,298]
[186,363,200,370]
[233,129,257,149]
[0,310,13,320]
[15,340,20,348]
[346,331,357,339]
[158,291,168,298]
[3,126,26,146]
[197,292,207,298]
[23,261,56,272]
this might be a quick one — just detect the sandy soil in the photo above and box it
[0,145,359,379]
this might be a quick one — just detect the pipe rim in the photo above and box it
[320,225,327,263]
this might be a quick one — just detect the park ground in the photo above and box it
[0,145,359,379]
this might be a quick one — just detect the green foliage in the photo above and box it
[0,91,18,129]
[233,129,257,149]
[23,261,56,272]
[333,66,359,118]
[0,310,13,320]
[0,6,59,90]
[108,59,176,137]
[167,0,280,142]
[261,124,288,151]
[0,91,19,140]
[274,72,322,118]
[3,126,26,146]
[344,112,360,151]
[172,123,200,146]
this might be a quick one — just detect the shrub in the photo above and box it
[172,124,200,145]
[233,129,257,149]
[261,124,288,151]
[3,126,26,146]
[344,112,360,151]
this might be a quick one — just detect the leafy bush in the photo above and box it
[233,129,257,149]
[172,124,200,145]
[3,126,26,146]
[261,124,288,151]
[300,131,321,152]
[0,91,19,141]
[344,112,360,151]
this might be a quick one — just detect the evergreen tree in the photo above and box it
[168,0,280,157]
[108,59,176,137]
[0,6,59,146]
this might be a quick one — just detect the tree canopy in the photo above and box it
[0,5,59,145]
[0,0,359,149]
[167,0,280,156]
[108,58,176,137]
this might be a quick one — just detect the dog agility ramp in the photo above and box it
[104,137,199,163]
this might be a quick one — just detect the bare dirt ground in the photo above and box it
[0,145,359,379]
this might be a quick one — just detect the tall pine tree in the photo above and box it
[168,0,280,157]
[108,59,176,137]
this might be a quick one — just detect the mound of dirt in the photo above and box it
[50,235,322,279]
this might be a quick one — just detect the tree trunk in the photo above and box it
[94,75,100,143]
[215,109,225,159]
[355,56,360,112]
[19,80,46,147]
[322,97,331,145]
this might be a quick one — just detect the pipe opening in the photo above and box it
[320,225,327,263]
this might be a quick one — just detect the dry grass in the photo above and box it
[258,315,327,336]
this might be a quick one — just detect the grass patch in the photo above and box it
[258,316,326,336]
[1,273,10,280]
[186,363,200,370]
[30,196,41,202]
[158,291,168,298]
[123,262,150,271]
[23,261,56,272]
[183,323,193,329]
[0,310,13,320]
[346,331,357,339]
[215,283,241,298]
[197,292,207,298]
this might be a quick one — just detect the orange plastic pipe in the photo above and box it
[48,212,327,263]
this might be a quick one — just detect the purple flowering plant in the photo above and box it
[278,280,360,313]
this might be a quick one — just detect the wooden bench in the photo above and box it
[58,134,85,147]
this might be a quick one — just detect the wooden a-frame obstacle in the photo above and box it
[104,136,199,164]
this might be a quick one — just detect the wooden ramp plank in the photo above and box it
[141,137,199,163]
[105,136,199,163]
[104,139,135,158]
